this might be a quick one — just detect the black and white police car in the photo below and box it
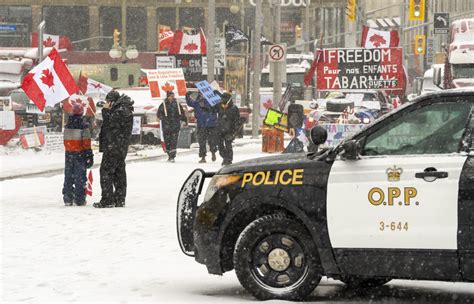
[177,90,474,300]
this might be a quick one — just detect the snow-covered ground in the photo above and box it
[1,143,474,303]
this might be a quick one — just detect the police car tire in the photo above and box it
[341,276,391,289]
[233,214,321,301]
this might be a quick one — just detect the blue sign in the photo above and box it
[195,80,221,106]
[0,24,17,31]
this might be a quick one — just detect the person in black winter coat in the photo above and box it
[216,92,240,166]
[157,91,187,162]
[94,90,134,208]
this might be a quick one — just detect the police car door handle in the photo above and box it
[415,169,448,180]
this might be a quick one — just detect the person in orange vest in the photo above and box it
[62,102,94,206]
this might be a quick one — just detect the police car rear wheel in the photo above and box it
[233,214,321,300]
[341,276,391,288]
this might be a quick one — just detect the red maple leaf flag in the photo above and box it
[31,33,73,51]
[361,25,399,49]
[43,36,57,47]
[78,71,112,96]
[168,28,207,55]
[263,99,273,109]
[21,48,79,111]
[40,69,55,88]
[369,34,387,48]
[85,170,93,196]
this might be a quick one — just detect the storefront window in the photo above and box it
[0,6,31,47]
[179,7,204,30]
[100,6,121,51]
[127,7,146,51]
[157,7,176,30]
[43,6,89,50]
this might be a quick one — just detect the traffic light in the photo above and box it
[295,25,302,40]
[113,29,120,48]
[414,35,426,55]
[346,0,356,22]
[409,0,425,21]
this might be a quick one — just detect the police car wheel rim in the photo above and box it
[251,234,308,289]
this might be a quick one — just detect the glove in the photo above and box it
[185,91,192,98]
[224,134,235,141]
[85,151,94,169]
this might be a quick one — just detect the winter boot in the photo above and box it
[93,201,115,208]
[115,201,125,207]
[64,201,73,206]
[168,158,175,163]
[75,201,87,206]
[199,157,206,163]
[211,153,216,162]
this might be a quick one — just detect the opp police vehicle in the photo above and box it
[177,90,474,300]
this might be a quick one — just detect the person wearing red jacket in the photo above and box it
[62,102,94,206]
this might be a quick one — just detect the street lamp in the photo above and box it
[109,45,139,60]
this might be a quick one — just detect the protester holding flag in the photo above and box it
[216,92,240,166]
[157,91,187,162]
[94,90,134,208]
[62,102,93,206]
[185,91,217,163]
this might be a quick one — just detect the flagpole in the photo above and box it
[207,0,216,82]
[251,0,262,139]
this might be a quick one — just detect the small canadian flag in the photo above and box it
[361,25,400,49]
[168,28,207,55]
[85,170,93,196]
[21,48,79,111]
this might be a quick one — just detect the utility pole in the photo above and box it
[207,0,216,82]
[303,0,312,100]
[38,20,45,61]
[272,0,282,109]
[399,0,407,71]
[252,0,262,138]
[121,0,127,49]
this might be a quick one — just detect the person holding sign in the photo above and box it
[216,92,240,166]
[157,91,187,162]
[186,91,218,163]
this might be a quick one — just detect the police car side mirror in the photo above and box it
[341,140,360,160]
[310,126,328,146]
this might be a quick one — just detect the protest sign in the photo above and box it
[146,69,187,99]
[263,108,289,133]
[0,111,15,130]
[132,116,142,135]
[195,80,222,106]
[322,123,365,147]
[175,55,204,81]
[316,48,403,91]
[44,133,64,151]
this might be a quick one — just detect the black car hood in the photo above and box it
[218,153,310,175]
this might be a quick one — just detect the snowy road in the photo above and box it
[2,143,474,303]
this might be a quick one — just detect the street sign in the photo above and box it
[268,44,286,62]
[434,13,449,34]
[214,38,226,68]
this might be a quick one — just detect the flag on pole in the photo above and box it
[168,28,207,55]
[360,25,400,49]
[78,72,112,96]
[21,48,79,112]
[85,170,93,196]
[225,26,249,48]
[64,94,96,117]
[159,29,175,51]
[31,32,73,51]
[303,50,322,87]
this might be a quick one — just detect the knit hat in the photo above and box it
[221,92,232,103]
[166,91,175,98]
[72,102,84,116]
[105,90,120,102]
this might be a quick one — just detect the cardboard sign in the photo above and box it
[263,108,289,133]
[175,55,204,81]
[316,48,403,91]
[132,116,142,135]
[322,123,365,147]
[146,69,187,99]
[44,133,64,151]
[195,80,222,106]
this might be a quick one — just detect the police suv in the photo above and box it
[177,90,474,300]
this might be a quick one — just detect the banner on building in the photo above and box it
[316,48,403,91]
[146,69,187,99]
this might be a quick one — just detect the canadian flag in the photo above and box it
[361,26,399,49]
[21,48,79,112]
[31,32,73,51]
[85,170,93,196]
[78,72,112,96]
[159,29,174,51]
[168,29,207,55]
[64,94,96,117]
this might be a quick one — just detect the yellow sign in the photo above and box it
[368,187,418,206]
[241,169,304,187]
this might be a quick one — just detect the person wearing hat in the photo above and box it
[94,90,134,208]
[157,91,187,162]
[63,101,94,206]
[216,92,240,166]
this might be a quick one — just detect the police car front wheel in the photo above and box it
[233,214,322,300]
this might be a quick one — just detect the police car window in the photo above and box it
[362,102,471,155]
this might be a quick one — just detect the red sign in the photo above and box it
[316,48,403,91]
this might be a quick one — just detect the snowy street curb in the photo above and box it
[0,139,261,181]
